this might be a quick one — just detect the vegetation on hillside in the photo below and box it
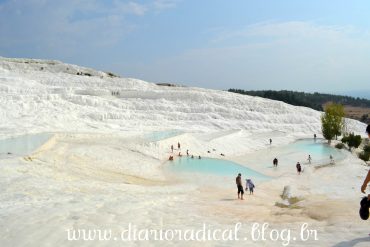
[228,89,370,123]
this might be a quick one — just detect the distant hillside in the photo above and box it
[228,89,370,124]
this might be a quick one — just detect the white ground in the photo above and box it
[0,57,369,246]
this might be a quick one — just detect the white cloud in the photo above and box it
[153,0,181,10]
[132,21,370,92]
[0,0,179,60]
[113,1,148,16]
[1,2,125,50]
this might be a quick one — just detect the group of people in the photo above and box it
[170,142,181,153]
[169,142,201,160]
[236,173,255,200]
[234,124,370,236]
[273,153,335,174]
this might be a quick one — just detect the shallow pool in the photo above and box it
[167,139,345,178]
[144,130,183,142]
[167,157,269,180]
[292,139,343,157]
[0,133,52,158]
[244,139,346,168]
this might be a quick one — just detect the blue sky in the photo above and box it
[1,0,370,97]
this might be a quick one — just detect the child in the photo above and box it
[246,179,255,195]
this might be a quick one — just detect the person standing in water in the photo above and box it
[314,134,317,141]
[307,155,312,164]
[236,173,244,200]
[330,154,334,164]
[296,162,302,175]
[246,179,255,195]
[361,124,370,201]
[273,158,278,167]
[178,142,181,150]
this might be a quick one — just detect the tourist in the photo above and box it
[178,152,182,157]
[171,145,174,153]
[360,124,370,201]
[191,155,194,159]
[273,158,278,167]
[236,173,244,200]
[308,155,312,164]
[186,149,189,156]
[178,142,181,150]
[169,155,173,161]
[269,138,272,145]
[314,133,317,140]
[246,179,255,195]
[198,155,201,159]
[330,154,334,164]
[296,162,302,175]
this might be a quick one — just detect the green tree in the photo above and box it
[321,103,345,143]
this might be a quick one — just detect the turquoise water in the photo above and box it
[167,139,345,178]
[168,157,269,180]
[291,139,343,157]
[276,139,346,163]
[145,130,183,142]
[0,133,51,158]
[244,138,346,168]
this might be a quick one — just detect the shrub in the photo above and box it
[360,114,368,123]
[335,143,345,149]
[341,136,348,143]
[364,145,370,153]
[359,151,370,162]
[106,72,119,78]
[342,133,362,149]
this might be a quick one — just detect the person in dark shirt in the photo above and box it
[236,173,244,200]
[273,158,278,167]
[296,162,302,175]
